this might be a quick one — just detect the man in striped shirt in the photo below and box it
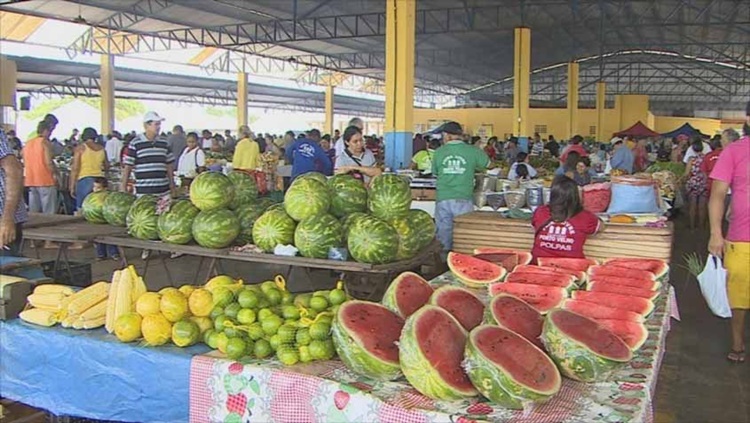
[120,111,176,198]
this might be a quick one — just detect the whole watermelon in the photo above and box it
[234,202,268,244]
[227,171,258,210]
[284,178,330,221]
[368,174,412,221]
[102,191,135,226]
[157,200,200,244]
[293,171,327,186]
[328,174,368,218]
[347,216,399,264]
[252,208,297,253]
[126,195,159,240]
[81,191,109,224]
[294,214,344,259]
[189,171,235,211]
[340,212,368,242]
[192,208,240,249]
[407,209,436,251]
[389,216,423,260]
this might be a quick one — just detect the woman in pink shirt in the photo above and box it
[708,101,750,363]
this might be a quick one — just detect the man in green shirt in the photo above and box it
[430,121,491,256]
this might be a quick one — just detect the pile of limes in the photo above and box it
[203,277,348,365]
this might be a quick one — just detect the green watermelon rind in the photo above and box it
[227,171,259,210]
[251,208,297,253]
[389,216,423,261]
[464,325,561,409]
[327,174,368,218]
[191,208,240,249]
[407,209,436,252]
[331,301,403,381]
[367,174,412,221]
[102,192,135,226]
[81,191,110,224]
[448,252,507,289]
[189,171,235,211]
[294,213,344,259]
[234,202,268,244]
[126,195,159,240]
[541,309,632,383]
[399,305,478,401]
[347,216,399,264]
[157,200,200,244]
[284,178,331,222]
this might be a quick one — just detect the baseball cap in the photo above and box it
[428,121,463,136]
[143,111,165,123]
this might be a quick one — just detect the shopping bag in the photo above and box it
[697,255,732,318]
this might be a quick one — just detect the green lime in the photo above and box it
[204,329,218,348]
[245,284,261,293]
[295,327,311,346]
[277,324,297,343]
[212,286,234,308]
[237,308,257,325]
[215,332,229,354]
[298,345,313,363]
[265,288,282,306]
[293,294,311,308]
[269,334,282,351]
[257,308,275,321]
[309,296,328,312]
[261,315,283,335]
[237,290,260,309]
[328,289,347,306]
[284,319,298,325]
[309,321,331,340]
[224,326,239,338]
[277,348,300,366]
[257,297,271,309]
[260,281,277,294]
[316,314,333,325]
[281,291,294,305]
[308,339,331,360]
[281,305,301,320]
[224,303,242,319]
[247,322,265,340]
[313,290,330,298]
[330,304,340,315]
[210,306,224,319]
[225,337,247,360]
[213,314,231,332]
[254,339,273,358]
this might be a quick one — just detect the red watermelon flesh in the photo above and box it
[548,309,632,361]
[505,271,577,290]
[537,257,597,272]
[588,275,660,291]
[595,319,649,351]
[589,265,656,282]
[514,265,586,283]
[340,301,405,364]
[387,272,434,318]
[448,252,506,287]
[473,253,519,271]
[414,307,476,395]
[474,247,533,265]
[430,286,485,331]
[572,291,654,316]
[604,258,669,279]
[563,299,643,322]
[587,281,659,300]
[488,283,567,314]
[489,294,544,349]
[472,325,561,392]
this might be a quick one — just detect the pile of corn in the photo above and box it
[20,282,110,329]
[105,266,147,334]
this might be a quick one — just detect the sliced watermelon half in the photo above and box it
[572,291,654,316]
[505,271,577,291]
[473,253,518,272]
[487,294,545,350]
[429,285,485,331]
[589,265,656,282]
[563,299,644,322]
[488,283,568,314]
[537,257,598,272]
[594,318,649,351]
[381,271,434,318]
[514,264,586,284]
[473,247,533,265]
[448,252,506,289]
[588,275,661,291]
[603,258,669,280]
[587,281,660,300]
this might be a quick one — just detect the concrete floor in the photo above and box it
[6,214,750,423]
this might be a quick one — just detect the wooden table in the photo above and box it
[453,211,674,262]
[23,213,84,229]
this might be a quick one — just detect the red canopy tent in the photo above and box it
[613,121,661,138]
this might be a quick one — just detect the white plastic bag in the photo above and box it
[697,255,732,318]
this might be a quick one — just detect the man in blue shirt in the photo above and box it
[286,129,333,180]
[609,138,634,174]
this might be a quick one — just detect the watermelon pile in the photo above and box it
[102,192,135,226]
[81,191,110,224]
[157,200,199,244]
[126,195,160,240]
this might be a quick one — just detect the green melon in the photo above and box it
[157,200,200,244]
[227,171,258,210]
[327,174,368,218]
[102,191,135,226]
[293,171,327,186]
[284,178,331,221]
[367,174,411,221]
[347,216,399,264]
[389,216,423,260]
[192,208,240,249]
[126,195,159,240]
[294,213,344,259]
[81,191,109,224]
[234,202,269,244]
[189,171,235,211]
[407,209,436,251]
[252,208,297,253]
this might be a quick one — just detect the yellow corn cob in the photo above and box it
[78,299,107,320]
[19,308,58,327]
[61,314,78,328]
[57,295,73,320]
[74,315,106,330]
[33,284,75,296]
[67,281,110,315]
[105,270,122,333]
[113,269,134,324]
[27,293,67,310]
[129,266,147,305]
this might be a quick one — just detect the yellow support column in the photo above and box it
[100,54,115,135]
[324,84,334,136]
[384,0,415,170]
[512,27,531,138]
[0,57,17,128]
[595,81,606,142]
[566,62,579,139]
[237,72,248,128]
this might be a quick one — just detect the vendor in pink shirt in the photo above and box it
[708,100,750,363]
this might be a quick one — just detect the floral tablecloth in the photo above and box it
[190,274,677,423]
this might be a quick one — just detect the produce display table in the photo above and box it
[23,212,84,229]
[453,212,674,262]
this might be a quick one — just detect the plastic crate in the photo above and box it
[41,261,92,287]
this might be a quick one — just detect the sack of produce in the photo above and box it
[581,182,611,213]
[607,175,660,214]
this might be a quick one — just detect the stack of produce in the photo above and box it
[20,282,111,330]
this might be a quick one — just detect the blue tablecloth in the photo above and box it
[0,319,209,422]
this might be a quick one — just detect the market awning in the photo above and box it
[613,121,661,138]
[660,123,705,139]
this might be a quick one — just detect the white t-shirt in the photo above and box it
[335,148,377,183]
[201,137,213,149]
[177,147,206,177]
[105,137,123,163]
[683,142,712,163]
[507,162,538,180]
[334,139,346,160]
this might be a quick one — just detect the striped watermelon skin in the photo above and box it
[234,202,269,244]
[126,195,159,240]
[328,174,368,218]
[294,171,328,185]
[252,208,297,253]
[192,208,240,249]
[294,213,344,259]
[102,191,135,226]
[157,199,200,244]
[348,216,399,264]
[190,171,235,211]
[368,174,412,221]
[227,171,258,210]
[389,216,424,260]
[284,178,331,221]
[407,209,436,252]
[81,191,109,224]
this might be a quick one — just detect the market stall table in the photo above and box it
[22,212,84,229]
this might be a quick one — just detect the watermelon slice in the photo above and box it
[588,275,660,291]
[474,247,532,265]
[473,253,518,271]
[587,281,660,300]
[514,264,586,283]
[603,258,669,280]
[430,285,485,331]
[563,299,644,322]
[537,257,598,272]
[487,294,545,350]
[571,291,654,316]
[381,272,434,318]
[448,252,506,289]
[589,265,656,282]
[594,318,649,351]
[505,271,577,291]
[488,283,567,314]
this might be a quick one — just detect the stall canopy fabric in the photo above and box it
[660,123,705,139]
[613,121,661,138]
